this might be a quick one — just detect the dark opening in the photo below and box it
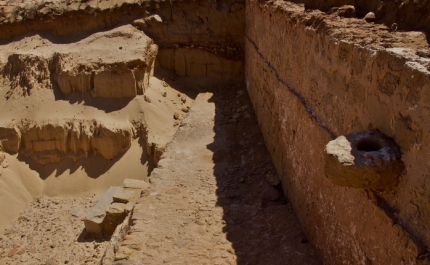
[356,138,383,152]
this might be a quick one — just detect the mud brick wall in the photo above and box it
[245,1,430,264]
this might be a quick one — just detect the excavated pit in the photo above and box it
[0,1,319,264]
[0,0,429,264]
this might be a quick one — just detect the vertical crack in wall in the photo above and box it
[245,35,336,139]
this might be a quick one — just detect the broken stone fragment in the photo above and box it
[122,178,148,190]
[364,12,376,22]
[132,18,146,28]
[324,130,404,189]
[145,14,163,26]
[132,15,163,29]
[328,5,355,18]
[84,186,119,235]
[107,203,126,215]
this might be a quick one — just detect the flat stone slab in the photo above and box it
[113,187,141,203]
[122,179,148,190]
[84,186,119,234]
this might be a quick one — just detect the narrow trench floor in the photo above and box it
[115,83,320,265]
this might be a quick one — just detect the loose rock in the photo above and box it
[364,12,376,22]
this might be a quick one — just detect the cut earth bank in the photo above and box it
[0,0,428,264]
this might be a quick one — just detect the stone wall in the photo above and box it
[245,1,430,264]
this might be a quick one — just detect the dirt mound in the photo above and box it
[1,25,157,99]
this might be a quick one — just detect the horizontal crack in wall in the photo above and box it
[245,34,336,139]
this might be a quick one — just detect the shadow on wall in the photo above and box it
[199,82,321,264]
[150,65,320,263]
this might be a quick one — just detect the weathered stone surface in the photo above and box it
[328,5,355,18]
[2,25,157,99]
[325,130,404,189]
[122,179,148,190]
[0,126,21,154]
[364,12,376,22]
[0,119,133,165]
[108,203,126,215]
[246,1,430,264]
[113,187,141,204]
[104,203,127,235]
[84,186,119,235]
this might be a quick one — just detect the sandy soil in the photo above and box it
[0,70,199,264]
[0,194,109,265]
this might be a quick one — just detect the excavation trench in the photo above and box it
[0,1,320,264]
[1,0,429,264]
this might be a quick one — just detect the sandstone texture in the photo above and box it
[0,119,134,164]
[246,0,430,264]
[325,130,404,189]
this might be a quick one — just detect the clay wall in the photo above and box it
[245,1,430,264]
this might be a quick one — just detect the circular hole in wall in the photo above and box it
[356,138,383,152]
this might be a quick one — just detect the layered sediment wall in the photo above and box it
[0,0,245,81]
[1,25,157,99]
[246,1,430,264]
[0,119,135,165]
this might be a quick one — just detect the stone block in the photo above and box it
[122,178,148,190]
[104,203,127,235]
[113,187,141,203]
[84,186,119,235]
[108,203,126,215]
